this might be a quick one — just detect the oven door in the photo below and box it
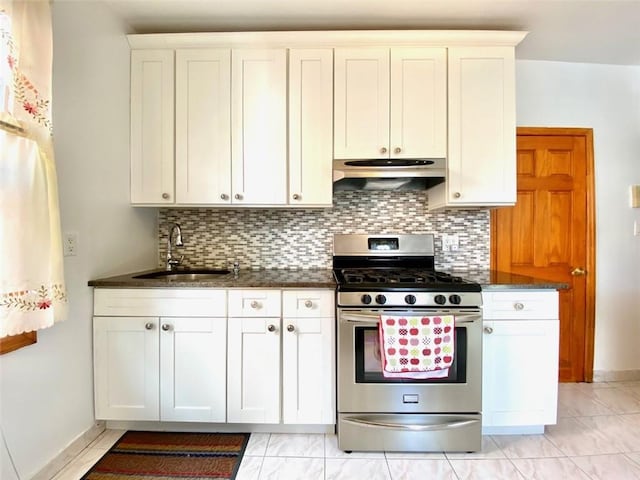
[338,308,482,414]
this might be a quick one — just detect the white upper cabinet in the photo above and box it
[130,50,174,205]
[288,49,334,206]
[175,49,231,205]
[231,49,288,205]
[334,47,446,160]
[334,48,390,159]
[389,48,447,159]
[428,46,517,209]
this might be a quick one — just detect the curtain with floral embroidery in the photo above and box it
[0,0,67,337]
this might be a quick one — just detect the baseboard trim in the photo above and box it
[105,420,334,435]
[592,369,640,382]
[31,421,106,480]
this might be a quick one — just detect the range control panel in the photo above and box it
[337,291,483,308]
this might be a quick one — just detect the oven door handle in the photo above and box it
[340,312,480,325]
[342,416,479,432]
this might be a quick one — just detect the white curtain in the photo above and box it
[0,0,67,337]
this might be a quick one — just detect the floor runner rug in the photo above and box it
[81,431,250,480]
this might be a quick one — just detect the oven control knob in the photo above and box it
[404,294,417,305]
[375,294,387,305]
[361,294,372,305]
[449,294,462,305]
[434,294,447,305]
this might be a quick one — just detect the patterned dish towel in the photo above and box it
[378,315,455,379]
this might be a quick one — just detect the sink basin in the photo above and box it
[133,269,231,281]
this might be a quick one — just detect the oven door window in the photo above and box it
[354,326,467,383]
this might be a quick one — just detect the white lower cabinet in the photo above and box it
[94,316,226,422]
[482,290,559,434]
[227,289,335,425]
[93,288,335,427]
[93,289,227,422]
[282,290,335,424]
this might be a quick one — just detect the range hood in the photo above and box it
[333,158,446,191]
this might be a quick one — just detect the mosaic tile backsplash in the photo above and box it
[158,191,490,271]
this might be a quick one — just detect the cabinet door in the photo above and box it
[227,317,280,423]
[288,49,333,206]
[160,317,227,422]
[482,319,559,428]
[446,46,516,206]
[130,50,174,205]
[390,48,446,159]
[175,50,231,204]
[93,316,159,420]
[334,48,390,159]
[282,316,335,424]
[231,49,287,205]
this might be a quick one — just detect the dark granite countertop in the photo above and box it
[89,267,565,290]
[453,270,568,290]
[88,267,337,289]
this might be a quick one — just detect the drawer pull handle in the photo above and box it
[514,302,524,311]
[304,300,313,308]
[145,322,154,330]
[484,326,494,334]
[267,324,276,333]
[250,300,261,309]
[287,324,295,332]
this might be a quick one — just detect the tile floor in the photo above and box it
[52,381,640,480]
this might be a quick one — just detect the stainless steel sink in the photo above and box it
[133,268,231,281]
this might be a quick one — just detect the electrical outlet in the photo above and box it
[442,234,460,252]
[63,232,78,256]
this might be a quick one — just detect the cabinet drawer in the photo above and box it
[482,291,558,320]
[228,289,281,317]
[283,290,335,317]
[94,289,226,317]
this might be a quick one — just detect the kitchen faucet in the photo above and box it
[166,223,184,270]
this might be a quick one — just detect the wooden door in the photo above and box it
[491,127,595,382]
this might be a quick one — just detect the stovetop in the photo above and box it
[336,268,478,289]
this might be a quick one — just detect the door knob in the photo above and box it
[161,323,171,331]
[145,322,154,330]
[267,324,276,332]
[571,267,586,276]
[234,193,243,200]
[380,147,388,154]
[220,193,229,200]
[394,147,402,154]
[287,324,295,332]
[304,300,313,308]
[484,326,494,334]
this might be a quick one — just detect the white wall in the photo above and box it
[516,60,640,375]
[0,2,156,478]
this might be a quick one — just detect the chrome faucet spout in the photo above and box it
[166,223,184,270]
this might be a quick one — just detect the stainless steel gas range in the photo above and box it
[333,234,482,453]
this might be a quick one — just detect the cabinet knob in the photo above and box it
[453,192,461,199]
[234,193,243,200]
[267,324,276,332]
[484,326,494,334]
[304,300,313,308]
[162,193,170,200]
[380,147,388,154]
[220,193,229,200]
[394,147,402,154]
[292,193,301,200]
[161,323,171,331]
[514,302,524,311]
[145,322,154,330]
[287,324,295,332]
[250,300,261,309]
